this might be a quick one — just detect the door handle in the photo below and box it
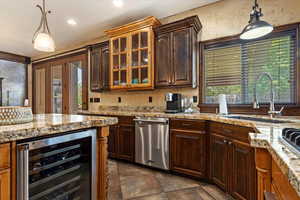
[17,144,29,200]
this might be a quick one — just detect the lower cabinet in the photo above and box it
[108,116,135,162]
[118,125,135,162]
[0,169,10,200]
[210,131,256,200]
[210,133,228,190]
[170,119,207,178]
[108,125,118,158]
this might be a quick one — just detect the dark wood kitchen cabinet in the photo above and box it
[209,122,257,200]
[107,116,135,162]
[108,125,118,158]
[210,133,228,190]
[90,41,110,92]
[170,119,207,178]
[154,16,201,88]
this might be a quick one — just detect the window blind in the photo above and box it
[204,30,297,105]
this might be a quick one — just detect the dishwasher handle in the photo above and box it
[134,118,169,124]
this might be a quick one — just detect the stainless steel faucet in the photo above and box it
[253,72,284,118]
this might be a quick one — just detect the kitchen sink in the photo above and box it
[224,115,294,124]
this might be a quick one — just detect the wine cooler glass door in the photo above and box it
[17,129,97,200]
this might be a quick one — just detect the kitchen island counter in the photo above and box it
[0,114,118,143]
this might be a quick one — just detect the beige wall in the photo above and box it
[31,0,300,111]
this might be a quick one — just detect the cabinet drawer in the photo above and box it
[170,119,206,132]
[209,122,254,143]
[0,143,10,170]
[118,116,134,126]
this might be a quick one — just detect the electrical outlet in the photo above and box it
[149,96,153,103]
[94,98,100,103]
[90,98,94,103]
[118,97,122,103]
[193,96,198,103]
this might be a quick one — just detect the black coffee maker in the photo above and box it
[165,93,182,113]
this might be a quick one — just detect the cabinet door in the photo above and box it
[108,125,118,158]
[230,140,256,200]
[155,33,172,87]
[101,47,110,90]
[118,125,134,162]
[172,29,192,86]
[0,169,10,200]
[90,47,101,91]
[34,67,46,114]
[210,133,228,191]
[171,129,206,178]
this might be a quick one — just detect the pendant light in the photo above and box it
[32,0,55,52]
[240,0,273,40]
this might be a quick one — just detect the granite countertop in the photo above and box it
[0,114,118,143]
[79,109,300,197]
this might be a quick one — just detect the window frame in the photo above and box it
[198,23,300,115]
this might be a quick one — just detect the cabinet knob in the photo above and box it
[228,141,232,145]
[223,139,227,144]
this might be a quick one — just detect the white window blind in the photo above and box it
[204,30,297,104]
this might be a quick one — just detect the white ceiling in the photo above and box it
[0,0,219,58]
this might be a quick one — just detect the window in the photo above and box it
[0,60,27,106]
[203,29,297,105]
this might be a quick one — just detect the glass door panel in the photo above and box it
[113,71,119,86]
[132,34,139,50]
[69,61,84,114]
[141,68,149,84]
[120,54,127,69]
[120,71,127,86]
[132,51,139,67]
[141,32,148,48]
[51,65,63,114]
[113,55,119,69]
[131,68,139,85]
[141,49,148,66]
[120,37,127,52]
[112,39,119,53]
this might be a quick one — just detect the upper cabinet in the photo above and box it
[90,41,110,92]
[154,16,202,88]
[105,16,161,90]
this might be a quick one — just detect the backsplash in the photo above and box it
[88,88,198,112]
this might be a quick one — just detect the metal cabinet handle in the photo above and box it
[17,144,29,200]
[177,135,199,140]
[182,123,192,127]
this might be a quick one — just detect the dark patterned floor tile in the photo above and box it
[120,174,162,199]
[201,183,230,200]
[166,187,204,200]
[155,171,200,192]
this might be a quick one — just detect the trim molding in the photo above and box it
[0,51,30,64]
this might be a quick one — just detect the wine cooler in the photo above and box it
[17,129,97,200]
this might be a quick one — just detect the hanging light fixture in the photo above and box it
[32,0,55,52]
[240,0,273,40]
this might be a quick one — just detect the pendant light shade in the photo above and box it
[32,0,55,52]
[240,0,273,40]
[34,32,55,52]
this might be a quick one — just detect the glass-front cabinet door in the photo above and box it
[106,17,160,90]
[111,36,128,88]
[51,64,63,114]
[130,30,150,87]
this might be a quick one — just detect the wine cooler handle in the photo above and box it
[17,144,29,200]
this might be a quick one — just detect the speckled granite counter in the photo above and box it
[0,114,118,143]
[79,109,300,197]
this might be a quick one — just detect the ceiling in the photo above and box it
[0,0,219,58]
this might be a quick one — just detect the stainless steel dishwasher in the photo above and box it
[134,117,169,170]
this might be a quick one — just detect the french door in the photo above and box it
[33,52,88,114]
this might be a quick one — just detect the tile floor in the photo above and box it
[108,159,233,200]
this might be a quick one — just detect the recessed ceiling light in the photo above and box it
[113,0,123,7]
[67,19,77,26]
